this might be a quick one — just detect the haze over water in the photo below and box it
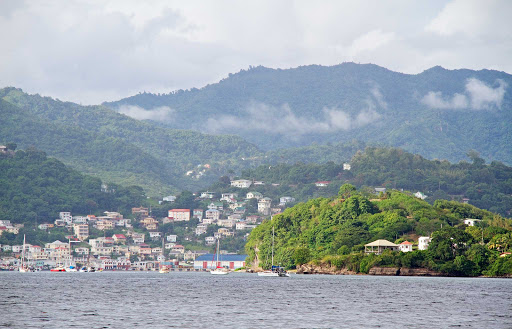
[1,272,511,328]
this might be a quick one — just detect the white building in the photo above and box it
[399,241,413,252]
[279,196,295,206]
[414,192,427,200]
[200,191,215,199]
[166,235,177,242]
[246,192,263,200]
[162,195,176,202]
[464,218,481,227]
[258,198,272,216]
[205,236,216,245]
[230,179,252,188]
[418,237,431,251]
[59,212,73,224]
[205,209,220,221]
[343,163,351,170]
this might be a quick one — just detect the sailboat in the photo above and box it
[18,235,30,273]
[258,226,289,277]
[210,239,229,275]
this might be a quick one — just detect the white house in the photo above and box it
[205,236,216,245]
[399,241,413,252]
[162,195,176,202]
[149,232,162,239]
[205,209,220,221]
[258,198,272,216]
[464,218,481,227]
[200,191,215,199]
[230,180,252,188]
[343,163,351,170]
[221,193,238,202]
[246,191,263,200]
[414,192,427,200]
[315,181,331,187]
[166,235,177,242]
[279,196,295,206]
[418,237,431,250]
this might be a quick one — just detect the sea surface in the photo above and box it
[0,271,511,328]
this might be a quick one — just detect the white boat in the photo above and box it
[258,226,289,277]
[210,239,230,275]
[65,265,78,272]
[159,266,170,274]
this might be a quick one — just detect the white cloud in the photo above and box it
[466,78,507,109]
[0,1,511,104]
[118,105,175,122]
[205,90,383,138]
[421,78,507,110]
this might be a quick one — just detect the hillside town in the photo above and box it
[0,179,298,271]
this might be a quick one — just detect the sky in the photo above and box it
[1,0,511,105]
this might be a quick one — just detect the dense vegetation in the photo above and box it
[245,187,512,276]
[0,88,263,195]
[105,63,512,165]
[236,147,512,216]
[0,148,145,224]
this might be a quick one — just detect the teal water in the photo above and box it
[0,272,510,328]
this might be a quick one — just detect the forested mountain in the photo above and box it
[106,63,512,165]
[233,147,512,216]
[0,148,145,224]
[0,88,263,195]
[246,189,512,276]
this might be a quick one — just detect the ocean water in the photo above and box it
[0,272,511,328]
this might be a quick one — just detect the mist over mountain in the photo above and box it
[0,88,262,195]
[105,63,512,164]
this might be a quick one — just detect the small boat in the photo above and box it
[210,239,229,275]
[87,266,96,272]
[258,265,290,277]
[50,265,66,272]
[258,226,289,277]
[159,266,170,274]
[65,265,78,272]
[79,266,88,272]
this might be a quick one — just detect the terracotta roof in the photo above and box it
[400,241,413,245]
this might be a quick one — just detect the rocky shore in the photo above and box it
[296,264,444,276]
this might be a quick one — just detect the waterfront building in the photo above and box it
[194,254,247,270]
[399,241,413,252]
[364,240,398,254]
[418,237,431,250]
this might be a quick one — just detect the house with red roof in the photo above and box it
[112,234,127,244]
[399,241,413,253]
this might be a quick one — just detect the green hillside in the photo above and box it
[233,147,512,216]
[245,189,512,276]
[0,147,145,224]
[0,88,263,195]
[106,63,512,165]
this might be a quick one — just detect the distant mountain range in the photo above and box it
[105,63,512,164]
[2,63,511,196]
[0,88,261,195]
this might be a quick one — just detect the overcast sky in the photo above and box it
[1,0,511,104]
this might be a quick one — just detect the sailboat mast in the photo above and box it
[21,234,26,269]
[271,226,274,267]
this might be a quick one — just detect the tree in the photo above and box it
[293,247,311,266]
[338,183,356,198]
